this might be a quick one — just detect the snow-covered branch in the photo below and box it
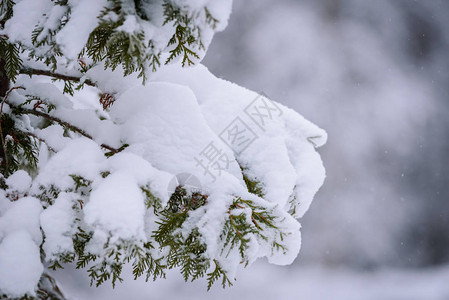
[0,0,326,298]
[7,101,119,153]
[19,67,95,87]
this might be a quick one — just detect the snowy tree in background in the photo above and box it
[0,0,326,299]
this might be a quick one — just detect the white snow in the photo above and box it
[0,197,43,245]
[34,125,72,152]
[84,172,146,242]
[206,0,233,31]
[17,81,73,109]
[35,5,67,44]
[2,0,52,47]
[153,64,326,216]
[5,170,32,194]
[32,138,106,192]
[82,63,141,95]
[0,190,11,216]
[116,15,140,34]
[106,152,173,205]
[40,192,77,261]
[0,231,43,297]
[110,81,242,185]
[3,0,232,73]
[55,0,107,60]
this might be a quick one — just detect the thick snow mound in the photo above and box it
[0,231,43,297]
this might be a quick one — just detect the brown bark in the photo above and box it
[0,58,8,97]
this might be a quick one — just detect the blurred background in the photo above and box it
[204,0,449,270]
[205,0,449,269]
[56,1,449,299]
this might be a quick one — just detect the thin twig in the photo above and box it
[228,209,243,238]
[233,203,245,209]
[251,215,261,229]
[19,130,56,153]
[9,103,119,153]
[19,68,96,87]
[1,86,24,113]
[0,86,25,173]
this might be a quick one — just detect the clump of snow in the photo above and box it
[82,63,141,95]
[32,138,106,192]
[84,172,146,242]
[116,15,141,34]
[153,64,326,217]
[110,82,242,185]
[5,170,32,194]
[0,197,43,244]
[2,0,53,47]
[206,0,233,31]
[16,80,73,109]
[106,152,173,205]
[55,0,108,60]
[0,230,43,297]
[40,193,77,261]
[34,125,72,152]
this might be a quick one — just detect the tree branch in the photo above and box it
[0,86,25,174]
[38,272,68,300]
[9,103,119,153]
[19,67,96,87]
